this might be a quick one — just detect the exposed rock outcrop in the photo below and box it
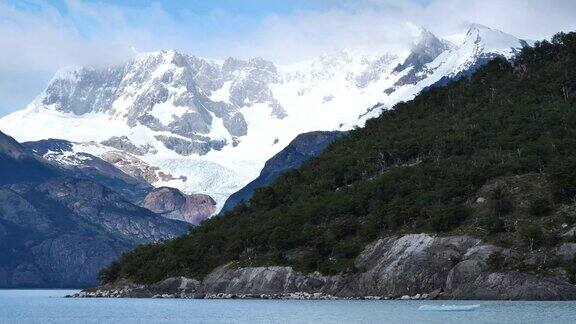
[143,187,216,224]
[221,131,345,212]
[101,136,156,156]
[100,151,186,184]
[24,138,152,204]
[76,233,576,300]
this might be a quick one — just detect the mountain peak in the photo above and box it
[414,27,437,42]
[466,23,493,33]
[393,27,447,74]
[412,28,447,53]
[462,23,526,58]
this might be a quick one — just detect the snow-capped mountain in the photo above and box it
[0,24,527,211]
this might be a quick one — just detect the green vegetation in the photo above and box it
[100,32,576,284]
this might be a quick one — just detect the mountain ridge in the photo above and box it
[0,24,527,213]
[221,131,345,212]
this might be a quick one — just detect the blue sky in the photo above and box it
[0,0,575,115]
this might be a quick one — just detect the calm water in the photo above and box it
[1,290,576,324]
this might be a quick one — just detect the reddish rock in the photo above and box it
[143,187,216,224]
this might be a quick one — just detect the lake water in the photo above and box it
[1,290,576,323]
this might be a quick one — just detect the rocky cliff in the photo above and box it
[76,233,576,300]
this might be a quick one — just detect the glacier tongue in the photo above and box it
[0,24,527,214]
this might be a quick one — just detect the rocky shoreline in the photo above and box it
[73,234,576,301]
[70,276,444,300]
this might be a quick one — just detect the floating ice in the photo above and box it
[418,304,480,311]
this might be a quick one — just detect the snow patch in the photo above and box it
[149,101,189,126]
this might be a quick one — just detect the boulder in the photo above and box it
[143,187,216,224]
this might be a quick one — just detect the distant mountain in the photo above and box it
[0,24,527,213]
[221,131,345,213]
[23,138,152,204]
[0,131,58,184]
[0,130,187,288]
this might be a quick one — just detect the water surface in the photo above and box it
[1,290,575,323]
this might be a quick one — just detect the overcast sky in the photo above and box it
[1,0,575,116]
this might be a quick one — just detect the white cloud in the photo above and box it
[234,0,576,61]
[0,0,574,115]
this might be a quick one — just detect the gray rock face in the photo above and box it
[43,67,124,115]
[100,136,156,155]
[203,265,327,295]
[35,178,186,242]
[154,135,226,156]
[392,28,449,88]
[446,265,575,300]
[555,243,576,262]
[80,233,576,300]
[355,54,397,88]
[142,187,216,224]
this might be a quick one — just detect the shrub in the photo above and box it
[485,217,506,234]
[251,187,278,209]
[530,198,553,216]
[549,157,576,202]
[543,231,561,247]
[493,197,514,217]
[518,223,544,251]
[491,187,514,216]
[430,204,471,232]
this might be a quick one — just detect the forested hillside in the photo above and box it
[101,32,576,284]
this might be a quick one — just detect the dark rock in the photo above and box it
[428,288,442,300]
[392,28,449,87]
[100,136,155,155]
[221,131,345,212]
[154,135,226,156]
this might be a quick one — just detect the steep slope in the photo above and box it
[221,131,345,212]
[0,25,527,212]
[23,138,152,203]
[98,32,576,299]
[0,132,59,184]
[0,130,188,288]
